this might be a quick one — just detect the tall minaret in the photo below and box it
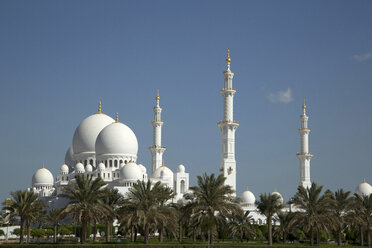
[149,90,166,174]
[296,98,313,189]
[218,49,239,195]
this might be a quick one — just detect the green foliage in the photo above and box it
[45,228,54,237]
[0,229,4,236]
[12,228,20,236]
[58,226,72,236]
[30,228,45,238]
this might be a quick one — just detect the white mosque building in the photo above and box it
[29,50,372,221]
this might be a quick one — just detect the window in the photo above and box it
[180,180,185,193]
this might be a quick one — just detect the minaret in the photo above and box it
[218,49,239,195]
[296,98,313,189]
[149,90,166,174]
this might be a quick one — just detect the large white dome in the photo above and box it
[120,161,143,181]
[240,189,256,205]
[272,189,284,204]
[95,122,138,156]
[355,179,372,197]
[152,165,173,180]
[64,146,74,169]
[72,113,114,155]
[32,167,54,187]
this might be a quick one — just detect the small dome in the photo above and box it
[86,164,93,172]
[72,113,114,155]
[75,162,85,173]
[177,164,185,173]
[95,122,138,157]
[64,146,74,169]
[32,167,54,187]
[60,164,69,174]
[152,165,173,180]
[98,162,106,171]
[240,189,256,205]
[272,189,284,204]
[138,164,147,174]
[120,161,143,180]
[355,179,372,197]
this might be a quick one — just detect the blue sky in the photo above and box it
[0,0,371,202]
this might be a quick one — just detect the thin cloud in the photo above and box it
[353,51,372,62]
[267,88,293,103]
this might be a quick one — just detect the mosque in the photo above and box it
[29,50,372,223]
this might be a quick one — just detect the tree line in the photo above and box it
[1,173,372,246]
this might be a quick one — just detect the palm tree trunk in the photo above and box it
[178,220,182,243]
[283,231,287,243]
[26,218,30,243]
[268,216,272,246]
[93,221,97,242]
[19,218,24,244]
[144,223,150,244]
[367,229,371,248]
[106,220,110,242]
[310,226,314,246]
[53,224,57,243]
[81,216,87,244]
[337,229,341,246]
[240,229,243,242]
[208,229,211,245]
[134,226,137,242]
[316,227,320,245]
[159,225,163,242]
[361,226,364,247]
[131,225,134,242]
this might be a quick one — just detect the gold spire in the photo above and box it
[363,178,366,183]
[115,112,119,123]
[274,188,277,192]
[42,162,44,169]
[225,48,231,63]
[97,100,102,114]
[246,186,249,191]
[156,89,160,101]
[162,160,165,167]
[302,97,307,110]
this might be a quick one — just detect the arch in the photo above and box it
[258,219,262,225]
[180,180,185,193]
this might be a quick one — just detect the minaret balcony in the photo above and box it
[152,120,164,123]
[221,88,236,92]
[217,120,239,125]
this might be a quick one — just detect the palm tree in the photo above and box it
[256,193,285,245]
[353,193,372,248]
[25,199,45,242]
[102,188,122,243]
[2,190,40,244]
[229,211,255,242]
[273,211,294,243]
[327,189,352,246]
[118,180,174,244]
[59,174,110,244]
[290,182,333,246]
[45,208,63,243]
[187,173,240,245]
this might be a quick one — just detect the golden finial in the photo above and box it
[162,160,165,167]
[225,48,231,63]
[363,178,366,183]
[98,100,102,114]
[246,186,249,191]
[302,97,307,110]
[115,112,119,123]
[156,89,160,101]
[42,162,44,169]
[274,188,277,192]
